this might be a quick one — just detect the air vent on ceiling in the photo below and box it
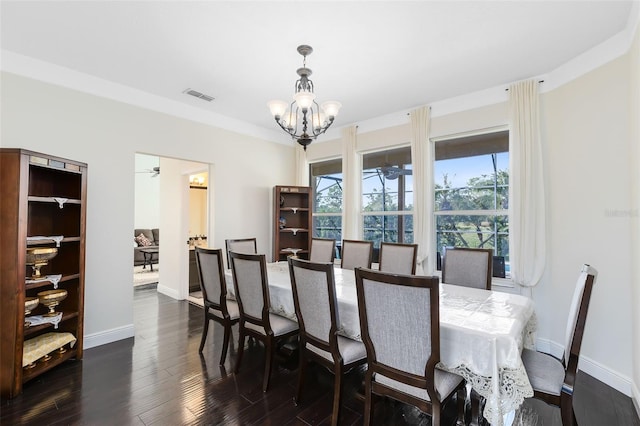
[183,88,215,102]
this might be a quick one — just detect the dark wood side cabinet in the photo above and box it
[0,149,87,399]
[272,185,312,262]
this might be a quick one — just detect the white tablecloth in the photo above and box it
[225,262,536,426]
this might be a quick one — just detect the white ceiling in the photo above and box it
[1,1,636,143]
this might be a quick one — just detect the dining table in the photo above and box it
[225,261,537,426]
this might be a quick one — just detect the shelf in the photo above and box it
[280,207,309,212]
[25,273,80,291]
[279,249,309,255]
[279,228,309,234]
[23,311,79,337]
[28,196,82,205]
[26,237,81,246]
[22,348,78,383]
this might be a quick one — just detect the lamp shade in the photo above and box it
[293,91,316,110]
[321,101,342,118]
[267,100,288,118]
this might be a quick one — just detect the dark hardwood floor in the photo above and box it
[2,285,638,425]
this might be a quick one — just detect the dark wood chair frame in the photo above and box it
[340,239,374,269]
[441,246,493,290]
[195,247,239,366]
[354,268,465,426]
[531,268,596,426]
[309,237,337,263]
[288,258,366,426]
[225,237,257,268]
[230,251,298,393]
[378,242,418,274]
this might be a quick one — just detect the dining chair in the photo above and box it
[229,251,299,392]
[354,268,465,426]
[309,237,336,263]
[340,239,373,270]
[225,237,257,268]
[288,258,367,426]
[521,264,598,426]
[378,242,418,275]
[195,247,240,366]
[441,247,493,290]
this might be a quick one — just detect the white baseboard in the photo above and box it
[535,338,633,396]
[157,284,181,300]
[83,324,134,349]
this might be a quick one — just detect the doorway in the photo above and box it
[134,153,210,300]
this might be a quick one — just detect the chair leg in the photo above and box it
[560,395,576,426]
[219,322,232,366]
[262,337,274,393]
[470,388,483,426]
[331,364,343,426]
[234,327,246,374]
[363,373,373,426]
[199,315,209,353]
[294,349,306,405]
[456,387,466,426]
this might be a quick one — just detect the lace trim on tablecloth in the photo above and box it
[437,362,533,426]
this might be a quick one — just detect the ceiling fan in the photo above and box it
[136,166,160,177]
[378,164,412,180]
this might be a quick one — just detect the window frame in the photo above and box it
[431,127,514,288]
[309,157,343,243]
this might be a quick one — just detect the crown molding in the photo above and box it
[0,50,286,145]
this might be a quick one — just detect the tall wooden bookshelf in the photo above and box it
[272,185,312,262]
[0,149,87,398]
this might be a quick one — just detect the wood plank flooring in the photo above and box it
[2,285,638,425]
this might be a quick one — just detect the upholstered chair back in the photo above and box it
[379,242,418,275]
[441,247,493,290]
[230,252,268,323]
[309,238,336,263]
[195,247,225,306]
[225,238,257,267]
[341,240,373,270]
[564,264,598,365]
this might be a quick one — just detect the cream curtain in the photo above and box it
[342,126,360,239]
[294,144,308,186]
[410,106,433,275]
[509,80,546,291]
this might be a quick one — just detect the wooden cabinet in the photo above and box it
[0,149,87,399]
[272,185,312,262]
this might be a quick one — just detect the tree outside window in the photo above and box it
[362,147,413,261]
[310,159,342,242]
[434,131,509,277]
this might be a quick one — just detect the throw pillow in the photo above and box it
[135,233,153,247]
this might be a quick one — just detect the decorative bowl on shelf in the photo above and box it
[37,289,67,317]
[26,247,58,278]
[24,297,40,327]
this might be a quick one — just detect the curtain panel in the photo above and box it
[410,106,433,275]
[342,126,360,239]
[508,80,546,291]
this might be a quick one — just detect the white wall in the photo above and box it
[629,15,640,414]
[0,71,295,346]
[134,153,160,229]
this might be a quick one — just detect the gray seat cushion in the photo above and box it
[245,312,298,336]
[521,348,566,396]
[374,368,464,402]
[307,335,367,365]
[211,299,240,321]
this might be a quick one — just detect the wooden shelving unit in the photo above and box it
[272,185,312,262]
[0,149,87,399]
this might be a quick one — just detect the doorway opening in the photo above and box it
[134,153,210,301]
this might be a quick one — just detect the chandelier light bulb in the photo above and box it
[293,91,316,110]
[267,100,288,118]
[321,101,342,118]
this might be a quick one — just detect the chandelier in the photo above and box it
[267,45,341,150]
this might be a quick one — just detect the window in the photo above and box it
[310,159,343,243]
[362,147,413,261]
[434,130,509,277]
